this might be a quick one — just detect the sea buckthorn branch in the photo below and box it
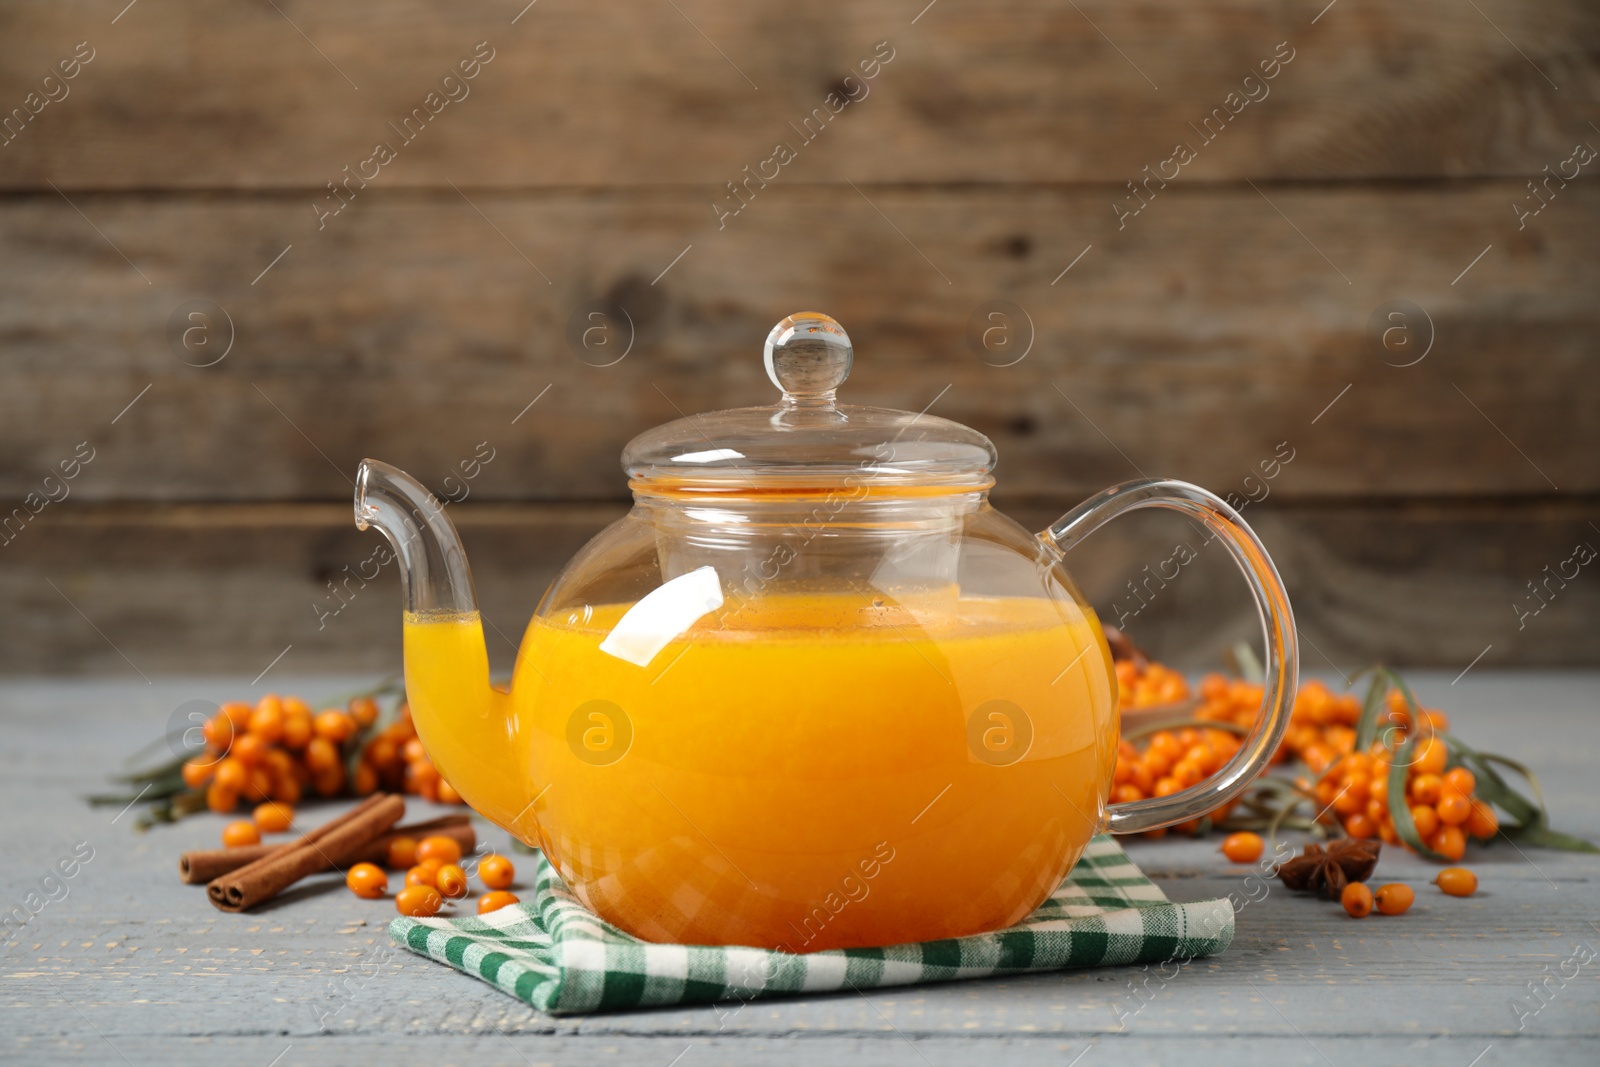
[1113,640,1595,858]
[93,677,479,829]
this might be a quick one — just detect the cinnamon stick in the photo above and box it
[206,793,404,912]
[179,814,473,885]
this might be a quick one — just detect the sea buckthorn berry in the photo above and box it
[364,737,398,770]
[347,862,387,900]
[206,780,240,814]
[1344,813,1377,840]
[478,891,521,915]
[1434,867,1478,897]
[1465,800,1499,840]
[437,779,463,805]
[1364,798,1387,824]
[1444,766,1475,795]
[417,836,463,866]
[1314,777,1339,807]
[1220,832,1264,864]
[213,759,246,789]
[314,710,357,744]
[349,696,380,728]
[386,836,419,870]
[1153,776,1181,798]
[1435,790,1471,826]
[1341,882,1374,918]
[1302,745,1334,775]
[1374,883,1414,916]
[1429,825,1467,862]
[403,738,428,764]
[1408,773,1443,806]
[246,765,273,801]
[1333,782,1366,815]
[253,802,293,833]
[182,757,216,789]
[479,855,516,890]
[231,733,266,767]
[1414,736,1448,776]
[1410,804,1440,840]
[280,708,313,750]
[352,763,379,796]
[312,764,346,797]
[219,700,254,730]
[202,713,236,752]
[1171,761,1203,788]
[395,885,443,917]
[405,860,442,888]
[1112,783,1143,805]
[269,774,302,806]
[435,863,469,899]
[221,820,260,848]
[247,700,283,744]
[305,737,340,775]
[263,747,294,777]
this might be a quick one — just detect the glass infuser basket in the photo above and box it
[354,312,1296,950]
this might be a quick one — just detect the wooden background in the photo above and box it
[1,0,1596,676]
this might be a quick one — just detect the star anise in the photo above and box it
[1277,839,1381,900]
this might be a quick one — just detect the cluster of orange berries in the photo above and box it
[1310,738,1498,860]
[355,703,464,805]
[181,694,464,813]
[1113,725,1247,836]
[183,695,382,812]
[1193,673,1327,766]
[343,834,520,918]
[1115,659,1191,709]
[1189,676,1499,859]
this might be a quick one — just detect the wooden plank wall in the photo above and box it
[1,0,1596,675]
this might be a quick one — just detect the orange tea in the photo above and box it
[404,590,1115,950]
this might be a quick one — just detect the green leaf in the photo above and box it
[1229,642,1265,684]
[1501,824,1600,854]
[1477,752,1547,813]
[1387,737,1450,861]
[1354,669,1391,751]
[1442,735,1543,829]
[112,753,191,786]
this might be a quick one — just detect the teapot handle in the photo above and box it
[1039,478,1298,835]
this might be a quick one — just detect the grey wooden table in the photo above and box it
[2,672,1596,1066]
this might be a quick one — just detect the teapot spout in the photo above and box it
[354,460,534,839]
[355,458,478,617]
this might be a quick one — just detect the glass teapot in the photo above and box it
[355,312,1296,952]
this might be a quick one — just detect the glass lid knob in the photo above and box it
[764,312,852,407]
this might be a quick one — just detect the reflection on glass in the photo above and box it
[597,564,725,667]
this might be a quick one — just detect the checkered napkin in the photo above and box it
[389,835,1234,1015]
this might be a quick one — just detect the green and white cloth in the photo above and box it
[389,835,1234,1015]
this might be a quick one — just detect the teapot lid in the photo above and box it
[622,313,997,492]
